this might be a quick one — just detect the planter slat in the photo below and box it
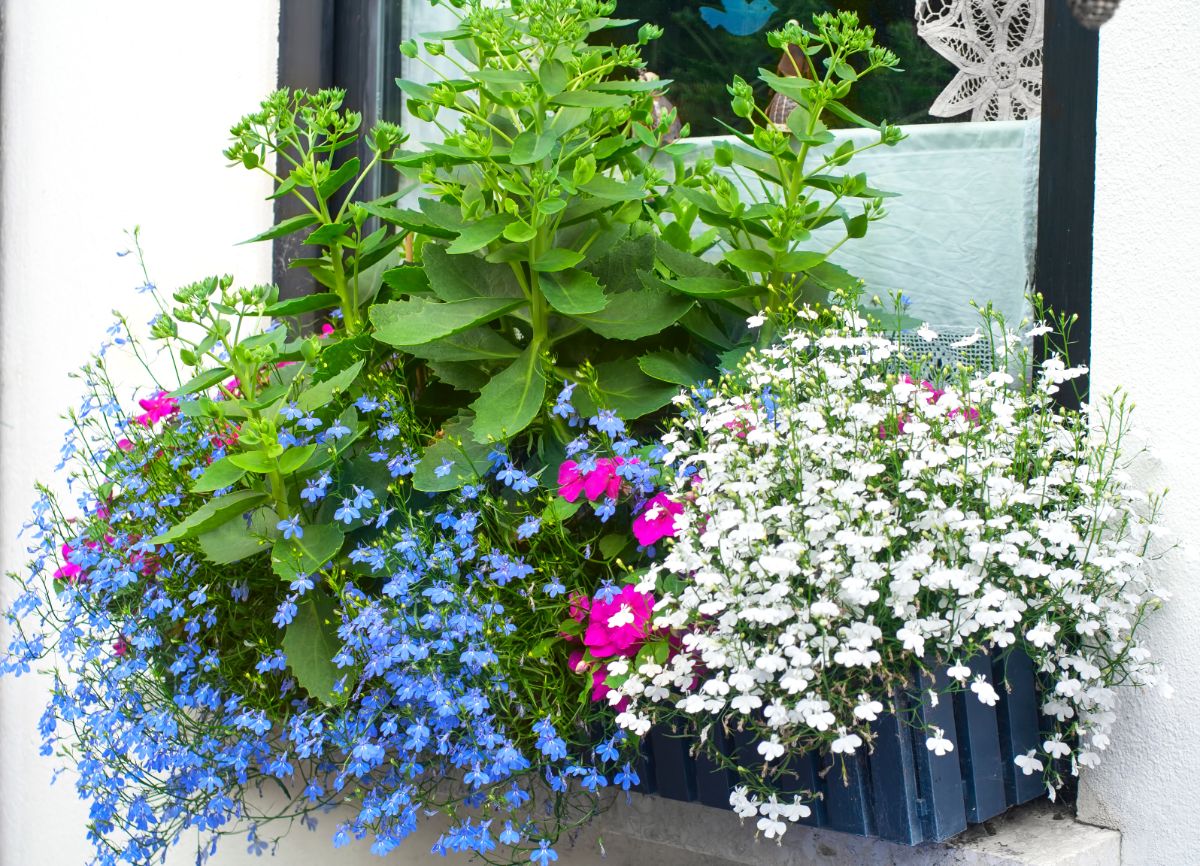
[693,725,736,810]
[955,654,1009,822]
[914,667,969,842]
[642,649,1043,846]
[633,734,657,795]
[822,751,873,837]
[868,709,924,844]
[651,723,697,802]
[994,648,1045,804]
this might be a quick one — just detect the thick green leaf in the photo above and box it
[776,250,828,272]
[318,157,360,199]
[447,214,511,254]
[759,68,814,102]
[282,592,343,704]
[402,327,521,362]
[541,269,609,315]
[422,244,523,300]
[585,234,655,293]
[262,294,341,317]
[724,249,775,273]
[574,359,677,419]
[356,203,457,240]
[599,533,627,560]
[370,297,523,348]
[295,359,365,412]
[240,213,319,245]
[579,176,645,202]
[429,360,490,392]
[171,367,228,398]
[570,271,692,340]
[638,350,711,387]
[271,523,345,582]
[551,90,631,108]
[538,59,569,96]
[381,265,431,296]
[532,248,585,273]
[656,242,726,280]
[227,450,276,474]
[664,275,753,298]
[150,490,269,546]
[413,415,492,492]
[305,221,351,247]
[510,129,558,165]
[277,444,318,475]
[470,345,547,442]
[196,506,279,564]
[191,457,248,493]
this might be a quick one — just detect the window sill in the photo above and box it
[592,796,1120,866]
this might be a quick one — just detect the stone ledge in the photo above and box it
[587,795,1120,866]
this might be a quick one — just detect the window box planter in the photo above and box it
[635,648,1045,846]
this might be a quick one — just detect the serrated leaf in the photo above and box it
[191,457,248,493]
[447,214,511,254]
[656,242,726,280]
[663,275,753,298]
[570,271,692,340]
[282,592,343,704]
[541,269,609,315]
[149,490,269,546]
[573,359,677,420]
[638,350,710,387]
[422,244,523,301]
[551,89,632,108]
[271,523,345,582]
[381,265,431,295]
[510,129,558,165]
[470,345,547,443]
[538,59,569,96]
[401,327,521,363]
[196,506,279,564]
[413,415,492,492]
[370,297,523,348]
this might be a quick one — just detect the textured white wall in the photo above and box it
[1076,1,1200,863]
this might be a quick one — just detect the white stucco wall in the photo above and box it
[1075,1,1200,863]
[1,3,1195,866]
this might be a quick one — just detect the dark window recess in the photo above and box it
[599,0,958,136]
[277,0,1097,404]
[275,0,403,299]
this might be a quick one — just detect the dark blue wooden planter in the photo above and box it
[633,649,1045,846]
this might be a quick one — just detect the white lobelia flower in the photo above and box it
[831,728,864,755]
[607,604,635,629]
[757,815,787,841]
[971,676,1000,707]
[1043,737,1071,759]
[926,727,955,756]
[917,323,939,342]
[853,697,884,722]
[1015,750,1045,776]
[947,660,972,682]
[757,737,786,763]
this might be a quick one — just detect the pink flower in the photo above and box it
[52,544,83,583]
[632,493,683,547]
[116,438,134,452]
[113,636,130,658]
[583,584,655,659]
[320,322,335,338]
[568,592,590,623]
[557,457,625,503]
[134,391,179,427]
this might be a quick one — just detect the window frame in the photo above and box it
[278,0,1099,402]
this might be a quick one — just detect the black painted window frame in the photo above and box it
[277,0,1099,403]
